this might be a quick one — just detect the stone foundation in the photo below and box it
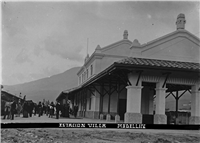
[101,112,118,120]
[85,111,100,119]
[189,116,200,124]
[154,114,167,124]
[124,113,142,123]
[78,111,84,117]
[100,114,104,120]
[93,111,100,119]
[106,114,111,121]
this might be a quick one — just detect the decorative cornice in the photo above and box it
[167,77,197,85]
[101,39,132,52]
[142,75,198,85]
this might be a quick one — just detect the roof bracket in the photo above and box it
[136,70,143,86]
[91,85,101,95]
[162,72,171,88]
[87,87,96,96]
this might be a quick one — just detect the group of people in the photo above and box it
[2,98,35,120]
[3,97,18,120]
[2,97,79,120]
[37,101,61,119]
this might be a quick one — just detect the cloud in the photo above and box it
[147,14,152,19]
[15,48,32,64]
[43,33,84,62]
[2,48,82,85]
[2,1,199,85]
[2,2,85,85]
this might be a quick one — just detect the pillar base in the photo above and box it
[93,111,99,119]
[124,113,142,123]
[106,114,111,121]
[154,114,167,124]
[115,114,120,123]
[189,116,200,125]
[100,114,104,120]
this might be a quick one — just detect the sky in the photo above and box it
[1,1,200,85]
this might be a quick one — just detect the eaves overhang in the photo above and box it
[57,57,200,100]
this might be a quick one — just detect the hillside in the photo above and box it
[3,67,81,103]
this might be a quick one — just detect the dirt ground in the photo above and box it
[1,128,200,143]
[1,115,200,143]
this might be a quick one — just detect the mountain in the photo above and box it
[3,67,81,103]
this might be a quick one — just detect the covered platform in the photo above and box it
[57,57,200,124]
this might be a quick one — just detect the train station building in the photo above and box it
[57,14,200,124]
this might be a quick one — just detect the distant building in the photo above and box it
[1,90,22,102]
[57,14,200,124]
[1,90,24,114]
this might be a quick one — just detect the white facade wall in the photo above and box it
[77,39,132,86]
[73,19,199,123]
[142,36,200,63]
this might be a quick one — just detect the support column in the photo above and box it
[81,93,83,117]
[154,82,167,124]
[189,84,200,124]
[106,79,111,121]
[115,83,120,123]
[93,90,100,119]
[106,94,111,121]
[99,84,104,120]
[125,85,143,123]
[175,91,179,124]
[83,91,86,117]
[125,72,143,123]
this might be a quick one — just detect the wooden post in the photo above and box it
[108,77,111,114]
[117,83,120,115]
[100,83,104,115]
[175,91,179,124]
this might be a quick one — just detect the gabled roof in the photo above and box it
[141,29,200,49]
[1,90,22,102]
[101,39,132,52]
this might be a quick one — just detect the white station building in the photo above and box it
[57,14,200,124]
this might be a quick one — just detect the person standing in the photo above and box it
[34,103,37,116]
[10,97,17,120]
[16,100,22,117]
[55,101,61,119]
[37,102,42,117]
[3,101,10,119]
[74,105,78,118]
[49,102,54,118]
[23,101,29,118]
[29,101,34,117]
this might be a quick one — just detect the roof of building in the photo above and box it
[115,57,200,71]
[57,57,200,101]
[1,90,23,102]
